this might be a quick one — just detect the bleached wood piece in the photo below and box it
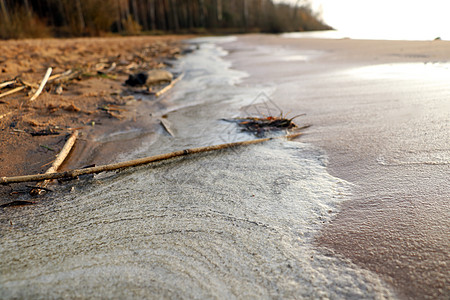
[30,130,79,195]
[0,86,26,99]
[0,80,16,89]
[29,67,52,102]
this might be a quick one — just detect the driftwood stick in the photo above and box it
[29,67,52,102]
[1,132,302,185]
[48,69,72,82]
[30,130,79,195]
[0,80,16,89]
[0,86,26,99]
[155,73,184,97]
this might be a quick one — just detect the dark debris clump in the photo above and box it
[223,115,310,137]
[125,72,148,87]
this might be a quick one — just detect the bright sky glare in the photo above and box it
[277,0,450,40]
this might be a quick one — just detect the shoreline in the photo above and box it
[224,34,450,299]
[0,34,448,298]
[0,35,398,297]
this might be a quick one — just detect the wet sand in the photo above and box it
[224,35,449,299]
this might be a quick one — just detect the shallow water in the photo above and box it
[222,35,450,299]
[0,37,396,298]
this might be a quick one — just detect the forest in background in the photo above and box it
[0,0,331,39]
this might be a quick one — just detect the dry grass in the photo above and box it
[0,6,51,39]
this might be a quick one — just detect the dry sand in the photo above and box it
[225,34,450,299]
[0,35,189,200]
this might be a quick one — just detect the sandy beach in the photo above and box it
[0,34,449,299]
[225,34,450,299]
[0,35,189,200]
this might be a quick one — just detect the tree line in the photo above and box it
[0,0,331,39]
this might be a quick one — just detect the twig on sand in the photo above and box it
[155,73,184,97]
[30,130,79,195]
[48,69,72,82]
[1,132,302,185]
[29,67,52,102]
[0,70,71,100]
[0,80,16,89]
[0,86,26,99]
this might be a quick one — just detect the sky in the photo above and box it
[277,0,450,40]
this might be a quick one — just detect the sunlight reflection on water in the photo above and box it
[282,29,449,41]
[344,62,450,81]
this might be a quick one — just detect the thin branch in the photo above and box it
[0,86,26,99]
[0,69,70,97]
[48,69,72,81]
[29,67,53,102]
[30,130,79,195]
[0,80,16,89]
[1,132,303,185]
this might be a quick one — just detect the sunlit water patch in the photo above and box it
[282,29,449,41]
[280,55,310,62]
[344,62,450,82]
